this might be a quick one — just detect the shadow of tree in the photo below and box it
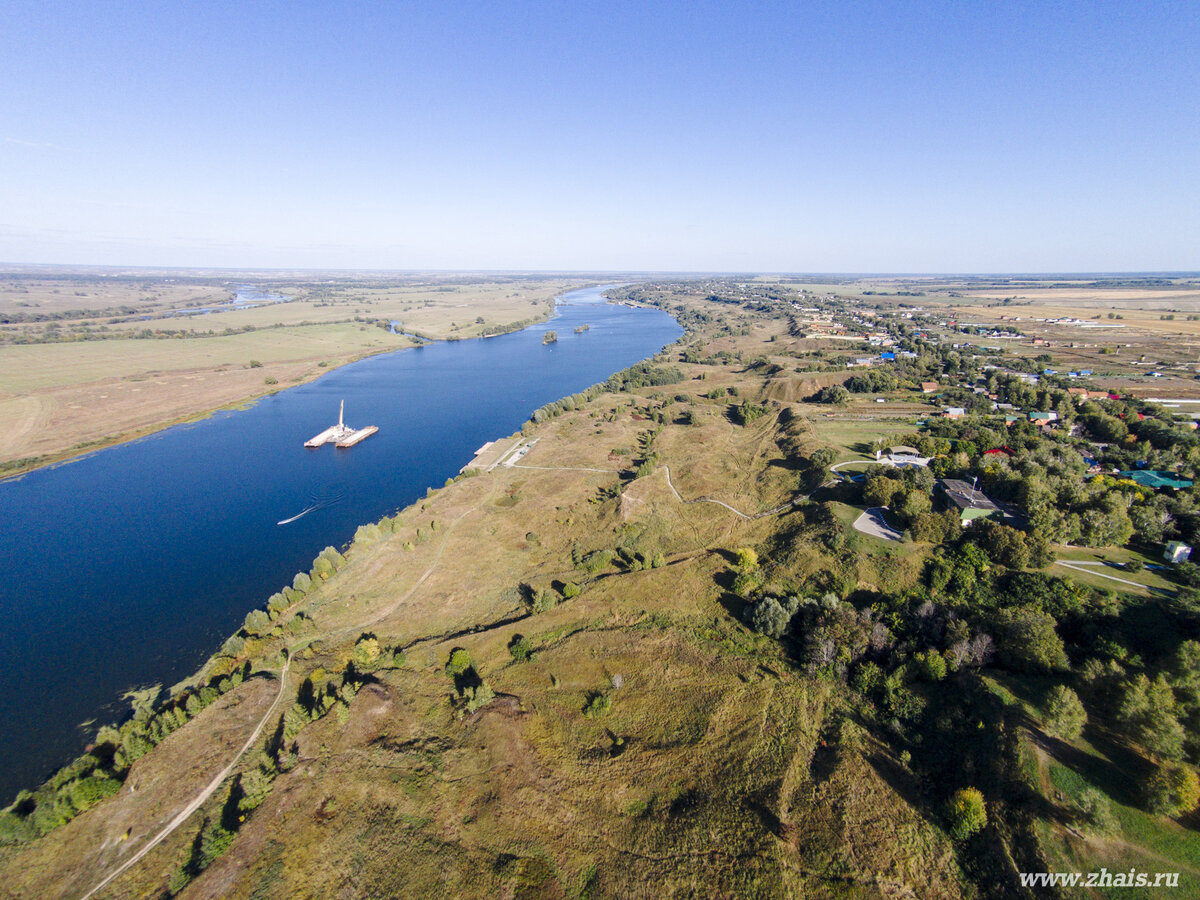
[713,586,747,623]
[1021,714,1147,810]
[865,751,927,810]
[742,786,787,839]
[711,547,742,566]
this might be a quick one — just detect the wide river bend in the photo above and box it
[0,285,681,801]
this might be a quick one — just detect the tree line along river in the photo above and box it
[0,285,681,802]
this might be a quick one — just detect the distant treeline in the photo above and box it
[0,316,387,346]
[403,312,552,343]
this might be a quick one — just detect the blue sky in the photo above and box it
[1,1,1197,272]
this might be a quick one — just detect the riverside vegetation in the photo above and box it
[4,277,1200,897]
[0,270,575,477]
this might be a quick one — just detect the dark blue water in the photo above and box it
[0,285,680,801]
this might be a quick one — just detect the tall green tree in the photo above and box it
[1044,685,1087,740]
[992,607,1068,673]
[1118,674,1185,760]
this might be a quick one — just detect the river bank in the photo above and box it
[0,279,575,479]
[0,288,975,900]
[0,337,418,481]
[0,286,680,801]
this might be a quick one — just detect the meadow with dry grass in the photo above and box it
[0,271,577,474]
[6,277,1200,898]
[0,394,966,899]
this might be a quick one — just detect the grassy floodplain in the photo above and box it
[0,270,579,476]
[6,275,1200,897]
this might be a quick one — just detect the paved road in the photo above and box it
[852,507,904,542]
[830,460,884,472]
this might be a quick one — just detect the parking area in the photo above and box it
[852,506,904,542]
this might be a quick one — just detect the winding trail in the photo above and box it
[79,450,820,896]
[829,459,886,473]
[358,474,498,631]
[491,437,822,520]
[81,655,292,900]
[661,465,823,520]
[662,465,751,519]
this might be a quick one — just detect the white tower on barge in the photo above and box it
[304,400,378,448]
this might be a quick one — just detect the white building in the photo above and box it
[1165,542,1192,564]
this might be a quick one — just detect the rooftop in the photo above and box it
[1119,470,1195,490]
[941,479,1000,512]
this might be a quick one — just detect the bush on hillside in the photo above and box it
[1146,762,1200,816]
[946,787,987,840]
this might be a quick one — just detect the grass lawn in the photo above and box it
[982,671,1053,721]
[1044,758,1200,898]
[808,416,922,456]
[1052,546,1178,594]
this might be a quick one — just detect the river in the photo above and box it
[0,285,681,801]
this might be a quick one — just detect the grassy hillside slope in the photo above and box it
[12,282,1200,899]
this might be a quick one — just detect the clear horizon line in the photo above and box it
[1,261,1198,279]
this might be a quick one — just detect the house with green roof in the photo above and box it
[940,479,1001,527]
[1120,471,1194,490]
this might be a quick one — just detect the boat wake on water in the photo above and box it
[276,505,319,525]
[276,486,346,526]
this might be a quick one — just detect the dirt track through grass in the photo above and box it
[81,657,292,900]
[81,472,504,898]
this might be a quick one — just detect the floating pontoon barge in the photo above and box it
[304,401,378,448]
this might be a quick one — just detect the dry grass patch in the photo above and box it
[0,676,281,900]
[166,618,964,898]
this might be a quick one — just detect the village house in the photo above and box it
[940,479,1001,527]
[1165,542,1193,564]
